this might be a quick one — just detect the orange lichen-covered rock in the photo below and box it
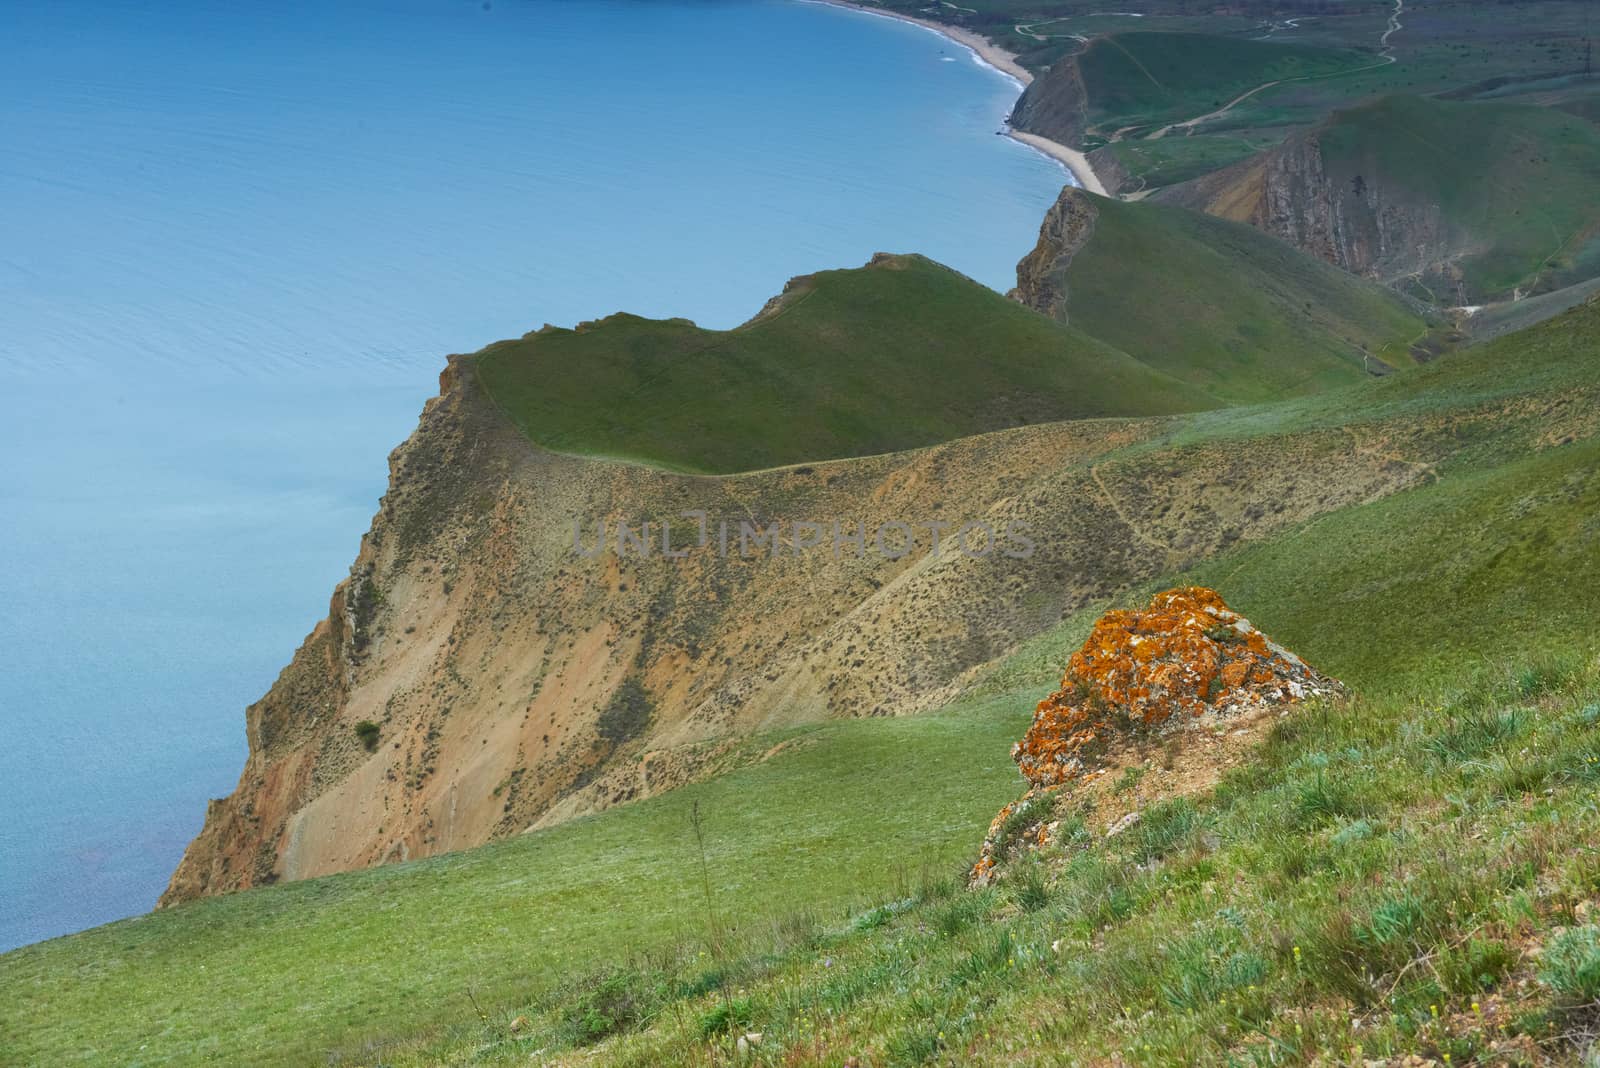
[1014,587,1338,788]
[971,588,1339,884]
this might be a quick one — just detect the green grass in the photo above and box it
[1312,95,1600,299]
[1076,32,1373,136]
[1105,131,1280,190]
[1054,193,1428,402]
[472,253,1207,474]
[0,704,1029,1066]
[403,658,1600,1066]
[1187,436,1600,686]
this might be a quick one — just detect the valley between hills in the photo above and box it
[4,2,1600,1065]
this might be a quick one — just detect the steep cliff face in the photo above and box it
[162,348,1430,903]
[1009,188,1099,321]
[1156,127,1455,297]
[1156,95,1600,304]
[1009,55,1087,149]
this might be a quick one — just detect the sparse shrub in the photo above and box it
[597,676,653,746]
[695,995,752,1038]
[561,970,657,1046]
[886,1021,943,1065]
[1161,943,1269,1010]
[1515,658,1576,699]
[1292,770,1361,828]
[353,720,380,750]
[1112,765,1146,795]
[1131,797,1203,864]
[1012,864,1050,912]
[950,929,1013,987]
[1330,818,1377,847]
[933,892,988,939]
[1541,925,1600,1004]
[1425,708,1525,765]
[1439,936,1516,994]
[852,897,914,932]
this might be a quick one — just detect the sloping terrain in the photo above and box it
[1009,31,1370,149]
[1158,95,1600,304]
[6,294,1597,1066]
[1013,187,1428,401]
[473,253,1206,473]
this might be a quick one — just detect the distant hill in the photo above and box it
[1010,32,1372,149]
[1012,188,1429,403]
[474,253,1208,473]
[1157,95,1600,304]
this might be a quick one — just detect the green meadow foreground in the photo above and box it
[3,293,1598,1064]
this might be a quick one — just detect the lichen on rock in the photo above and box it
[972,587,1340,884]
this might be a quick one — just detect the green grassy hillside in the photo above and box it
[473,254,1207,474]
[4,294,1595,1065]
[1076,32,1370,137]
[391,654,1600,1067]
[1312,95,1600,298]
[1032,192,1429,403]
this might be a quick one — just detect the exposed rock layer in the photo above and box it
[974,588,1340,883]
[1009,189,1098,321]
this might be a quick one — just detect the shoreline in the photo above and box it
[804,0,1107,195]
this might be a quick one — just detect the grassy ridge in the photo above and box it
[474,254,1207,474]
[1056,194,1428,403]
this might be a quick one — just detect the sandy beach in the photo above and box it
[807,0,1106,194]
[1007,131,1109,196]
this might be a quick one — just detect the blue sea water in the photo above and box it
[0,0,1069,950]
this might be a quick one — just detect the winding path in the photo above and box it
[1137,0,1404,141]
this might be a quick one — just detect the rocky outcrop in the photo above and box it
[973,588,1340,883]
[1009,187,1099,322]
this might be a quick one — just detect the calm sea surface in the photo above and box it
[0,0,1069,950]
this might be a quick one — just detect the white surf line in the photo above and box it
[800,0,1108,193]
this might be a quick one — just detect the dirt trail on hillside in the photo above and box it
[1139,0,1403,142]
